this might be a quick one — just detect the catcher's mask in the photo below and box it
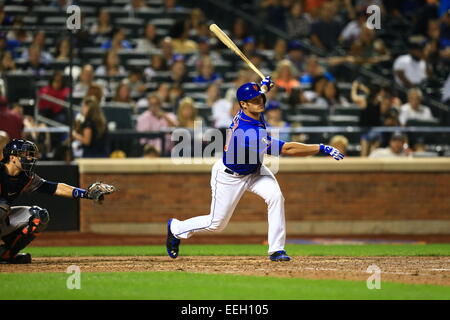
[2,139,39,174]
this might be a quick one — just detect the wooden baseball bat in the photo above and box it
[209,23,266,81]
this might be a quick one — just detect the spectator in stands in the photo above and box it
[72,95,108,158]
[351,79,380,157]
[74,64,94,98]
[22,115,51,160]
[112,82,136,112]
[209,83,232,128]
[315,80,350,108]
[186,8,206,39]
[95,49,127,77]
[50,0,73,11]
[300,55,333,91]
[170,56,189,87]
[101,28,132,51]
[193,57,222,85]
[144,54,168,81]
[89,9,112,38]
[38,70,70,123]
[86,83,104,105]
[339,10,367,48]
[273,39,287,64]
[231,18,249,47]
[169,84,184,109]
[187,36,223,67]
[399,88,436,126]
[242,36,257,58]
[124,0,148,13]
[0,96,23,140]
[143,144,161,158]
[55,37,71,62]
[170,20,198,55]
[125,69,147,98]
[393,38,430,88]
[0,5,13,27]
[310,2,342,51]
[260,0,289,31]
[369,132,409,158]
[273,59,300,95]
[160,36,175,65]
[264,101,290,141]
[286,2,312,40]
[329,135,349,156]
[136,23,159,53]
[286,40,306,73]
[348,26,391,67]
[0,51,17,75]
[0,130,9,161]
[136,93,178,154]
[411,138,438,157]
[176,97,204,129]
[440,9,450,49]
[22,31,53,64]
[6,17,32,46]
[21,45,48,76]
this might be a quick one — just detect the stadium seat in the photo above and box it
[328,115,359,127]
[333,105,361,117]
[287,115,323,126]
[296,104,329,122]
[43,17,67,26]
[4,5,28,15]
[104,7,130,19]
[78,0,109,8]
[114,17,145,37]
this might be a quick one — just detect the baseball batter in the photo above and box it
[0,139,115,264]
[167,77,344,261]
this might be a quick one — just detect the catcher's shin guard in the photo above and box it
[0,206,49,261]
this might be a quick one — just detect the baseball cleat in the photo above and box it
[166,219,180,259]
[269,250,291,262]
[0,253,32,264]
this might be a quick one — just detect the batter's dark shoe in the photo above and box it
[269,250,291,262]
[0,253,32,264]
[166,219,180,259]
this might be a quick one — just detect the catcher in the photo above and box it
[0,139,116,264]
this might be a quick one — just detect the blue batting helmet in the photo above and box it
[2,139,39,173]
[236,82,266,104]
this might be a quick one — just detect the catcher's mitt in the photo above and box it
[86,182,116,204]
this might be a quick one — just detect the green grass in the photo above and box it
[2,244,448,300]
[1,272,449,300]
[26,243,450,258]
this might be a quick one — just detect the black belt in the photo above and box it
[224,168,242,176]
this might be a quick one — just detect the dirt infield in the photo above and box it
[32,232,450,246]
[1,256,449,286]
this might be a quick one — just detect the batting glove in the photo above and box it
[320,144,345,161]
[260,76,274,93]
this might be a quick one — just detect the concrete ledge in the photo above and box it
[89,220,450,236]
[76,157,450,173]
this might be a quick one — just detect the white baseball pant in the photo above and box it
[170,160,286,254]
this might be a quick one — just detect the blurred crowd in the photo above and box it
[0,0,449,159]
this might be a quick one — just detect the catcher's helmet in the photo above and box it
[2,139,39,173]
[236,82,266,105]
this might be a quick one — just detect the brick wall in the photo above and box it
[78,158,450,234]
